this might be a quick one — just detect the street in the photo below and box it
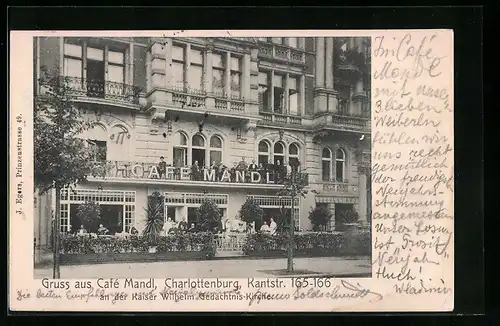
[34,256,371,279]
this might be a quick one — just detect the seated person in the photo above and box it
[260,221,270,233]
[97,224,109,235]
[77,225,87,235]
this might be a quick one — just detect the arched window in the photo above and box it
[322,148,332,181]
[191,134,206,167]
[335,148,346,182]
[258,140,271,167]
[289,143,300,171]
[209,135,223,165]
[88,123,108,162]
[273,142,285,166]
[172,131,188,167]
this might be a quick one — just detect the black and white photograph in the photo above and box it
[32,35,372,280]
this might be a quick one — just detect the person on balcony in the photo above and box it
[274,160,283,184]
[230,162,237,182]
[269,218,277,236]
[267,159,275,183]
[236,156,248,171]
[191,161,200,181]
[258,163,266,183]
[210,160,219,171]
[248,159,258,171]
[259,221,270,233]
[285,161,292,177]
[158,156,167,179]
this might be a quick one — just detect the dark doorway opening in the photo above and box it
[100,204,123,234]
[86,60,105,98]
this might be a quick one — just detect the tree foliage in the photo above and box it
[34,75,101,194]
[196,199,222,232]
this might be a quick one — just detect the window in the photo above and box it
[335,84,350,115]
[273,142,285,166]
[89,140,107,162]
[288,76,299,115]
[172,132,188,167]
[189,48,204,93]
[273,74,285,114]
[322,148,332,181]
[288,37,298,48]
[230,56,242,99]
[191,134,206,167]
[335,149,346,182]
[258,140,270,166]
[258,71,269,112]
[289,143,300,171]
[63,41,126,98]
[212,52,225,97]
[172,45,186,90]
[209,135,223,165]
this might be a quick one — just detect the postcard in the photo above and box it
[9,29,453,312]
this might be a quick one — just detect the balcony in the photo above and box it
[42,76,143,109]
[313,112,370,134]
[258,42,305,64]
[258,111,304,127]
[88,160,309,189]
[321,182,358,194]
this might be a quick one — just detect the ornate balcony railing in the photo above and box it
[258,43,305,64]
[61,76,141,105]
[90,160,309,187]
[314,112,370,133]
[258,111,304,126]
[164,87,246,114]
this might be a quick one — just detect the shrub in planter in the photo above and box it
[308,206,332,232]
[196,199,222,232]
[143,191,165,252]
[239,198,263,231]
[75,200,102,233]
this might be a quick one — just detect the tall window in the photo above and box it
[289,143,299,170]
[273,142,285,165]
[189,48,204,93]
[172,132,188,167]
[86,47,105,97]
[273,74,285,114]
[288,76,299,115]
[209,135,223,165]
[108,50,125,84]
[288,37,298,48]
[63,43,83,78]
[230,56,242,99]
[172,45,185,90]
[258,140,270,166]
[212,52,225,97]
[258,71,269,112]
[191,134,206,167]
[335,149,346,182]
[322,148,332,181]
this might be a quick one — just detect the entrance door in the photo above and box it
[86,60,105,98]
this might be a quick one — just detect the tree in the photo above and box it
[75,200,102,233]
[308,206,332,232]
[239,198,263,231]
[142,191,165,244]
[196,199,222,232]
[277,171,309,272]
[35,74,104,279]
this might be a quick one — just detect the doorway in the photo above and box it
[100,204,123,234]
[86,59,105,98]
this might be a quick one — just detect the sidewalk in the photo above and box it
[34,256,371,279]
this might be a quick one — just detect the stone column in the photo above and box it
[352,37,367,116]
[357,166,368,224]
[205,48,214,107]
[164,38,173,89]
[128,42,134,85]
[184,43,191,91]
[325,38,334,89]
[314,37,327,113]
[284,73,290,114]
[299,74,305,116]
[243,53,251,100]
[225,51,231,99]
[145,50,152,93]
[315,37,325,88]
[270,70,275,114]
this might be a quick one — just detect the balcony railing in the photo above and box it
[258,43,305,64]
[164,87,246,114]
[60,76,141,105]
[91,160,309,186]
[258,111,304,126]
[322,182,358,193]
[314,112,370,132]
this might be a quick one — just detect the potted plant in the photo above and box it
[196,199,222,232]
[239,197,264,233]
[336,207,360,232]
[142,191,165,253]
[308,206,332,232]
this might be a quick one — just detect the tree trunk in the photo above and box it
[53,186,61,279]
[287,176,295,272]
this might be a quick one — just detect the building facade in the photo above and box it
[34,36,371,247]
